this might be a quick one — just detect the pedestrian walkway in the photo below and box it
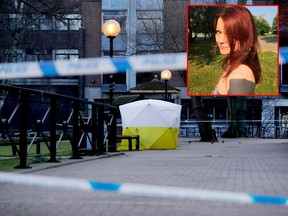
[1,137,288,216]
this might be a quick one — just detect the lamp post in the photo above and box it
[161,70,172,101]
[102,20,121,104]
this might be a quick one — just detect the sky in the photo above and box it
[191,1,278,27]
[246,5,278,26]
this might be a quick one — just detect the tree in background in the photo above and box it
[271,13,278,32]
[188,6,223,43]
[187,6,204,43]
[0,0,80,108]
[0,0,80,63]
[254,16,271,35]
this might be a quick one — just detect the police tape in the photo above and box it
[0,172,287,206]
[0,52,186,79]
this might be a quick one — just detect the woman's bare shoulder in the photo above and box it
[228,64,255,82]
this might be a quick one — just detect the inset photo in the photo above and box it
[186,5,279,96]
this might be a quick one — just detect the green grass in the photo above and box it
[0,159,21,171]
[0,140,72,157]
[187,38,278,95]
[256,51,278,95]
[0,140,72,171]
[259,34,277,39]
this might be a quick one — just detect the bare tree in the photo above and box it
[123,1,187,83]
[0,0,81,63]
[0,0,81,108]
[162,0,187,53]
[187,6,204,43]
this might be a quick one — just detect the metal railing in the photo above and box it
[0,84,117,168]
[180,120,286,139]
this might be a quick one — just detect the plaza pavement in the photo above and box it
[1,137,288,216]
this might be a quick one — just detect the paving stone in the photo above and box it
[1,138,288,216]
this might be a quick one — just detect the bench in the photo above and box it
[116,135,140,151]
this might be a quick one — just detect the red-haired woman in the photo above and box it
[211,6,261,95]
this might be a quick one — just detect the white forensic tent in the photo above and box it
[118,99,182,150]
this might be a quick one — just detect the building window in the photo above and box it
[137,11,163,34]
[136,34,163,52]
[40,15,53,30]
[52,49,79,60]
[26,14,39,30]
[27,14,53,30]
[3,14,23,30]
[53,49,79,79]
[25,49,50,61]
[137,11,163,51]
[0,13,81,31]
[55,14,81,30]
[0,49,25,62]
[102,51,126,57]
[25,49,79,61]
[25,14,81,31]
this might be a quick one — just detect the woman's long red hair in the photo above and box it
[214,6,261,84]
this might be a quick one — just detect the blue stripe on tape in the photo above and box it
[90,181,121,192]
[251,194,288,205]
[39,62,59,77]
[112,58,131,73]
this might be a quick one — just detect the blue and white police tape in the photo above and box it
[0,172,287,206]
[0,52,186,79]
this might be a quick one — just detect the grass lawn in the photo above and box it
[0,140,72,157]
[259,34,277,39]
[0,159,20,171]
[187,38,278,95]
[0,140,72,171]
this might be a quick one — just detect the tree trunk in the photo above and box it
[222,97,248,138]
[191,97,218,142]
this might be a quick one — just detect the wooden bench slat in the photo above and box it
[116,135,140,151]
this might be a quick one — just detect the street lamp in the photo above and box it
[161,70,172,101]
[102,20,121,104]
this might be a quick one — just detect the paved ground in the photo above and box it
[259,37,278,53]
[1,137,288,216]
